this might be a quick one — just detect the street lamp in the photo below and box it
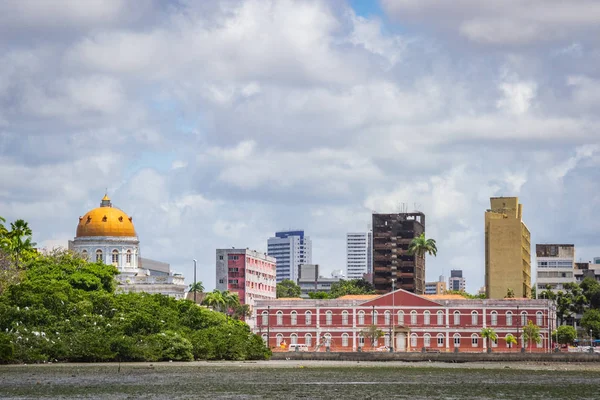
[391,278,395,352]
[193,259,197,304]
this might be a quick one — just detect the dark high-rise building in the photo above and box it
[372,212,425,294]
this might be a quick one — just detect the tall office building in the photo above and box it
[448,269,466,291]
[535,244,575,294]
[346,232,372,279]
[267,230,312,283]
[484,197,531,299]
[372,212,426,294]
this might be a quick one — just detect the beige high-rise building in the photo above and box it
[484,197,531,299]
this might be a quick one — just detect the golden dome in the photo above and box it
[76,196,137,237]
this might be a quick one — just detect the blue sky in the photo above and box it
[1,0,599,293]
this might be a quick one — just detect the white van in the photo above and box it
[288,344,309,352]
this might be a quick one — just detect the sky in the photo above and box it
[1,0,599,293]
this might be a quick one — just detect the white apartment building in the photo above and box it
[535,244,575,294]
[267,230,312,283]
[346,232,372,280]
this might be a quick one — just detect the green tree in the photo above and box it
[505,288,515,298]
[222,291,241,315]
[362,324,384,348]
[522,320,541,352]
[308,291,330,299]
[329,279,375,298]
[580,277,600,309]
[539,285,556,301]
[202,289,226,312]
[553,325,576,345]
[504,334,517,349]
[188,281,204,293]
[6,219,37,268]
[276,279,301,298]
[530,285,537,300]
[481,328,498,352]
[581,309,600,339]
[407,233,437,258]
[232,304,251,320]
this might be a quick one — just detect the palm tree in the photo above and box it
[505,334,517,350]
[481,328,498,353]
[188,281,204,293]
[0,217,10,250]
[233,304,251,320]
[222,291,241,315]
[202,289,226,312]
[7,219,36,268]
[407,233,437,258]
[523,320,541,353]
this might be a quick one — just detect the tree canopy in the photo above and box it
[407,233,437,258]
[276,279,301,298]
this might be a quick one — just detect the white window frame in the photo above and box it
[424,334,431,347]
[490,311,498,326]
[384,310,391,325]
[342,310,349,325]
[276,311,283,325]
[262,311,268,326]
[471,311,478,325]
[453,334,461,347]
[410,310,417,325]
[410,333,418,347]
[305,333,312,347]
[326,310,333,326]
[290,333,298,345]
[536,311,543,326]
[471,334,479,347]
[423,310,430,325]
[305,311,312,325]
[506,312,513,326]
[358,311,365,325]
[290,311,297,326]
[342,333,349,347]
[521,312,528,327]
[398,311,405,325]
[453,311,460,325]
[437,334,444,347]
[437,310,444,325]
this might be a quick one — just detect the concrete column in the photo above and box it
[352,306,357,351]
[445,306,450,350]
[316,306,320,347]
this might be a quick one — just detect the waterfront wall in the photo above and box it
[272,351,600,363]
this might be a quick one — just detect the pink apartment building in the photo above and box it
[216,249,277,310]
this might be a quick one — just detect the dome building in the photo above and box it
[69,195,186,299]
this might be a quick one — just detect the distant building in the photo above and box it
[215,248,277,309]
[69,195,186,299]
[425,281,446,295]
[477,287,486,297]
[594,257,600,265]
[574,262,600,284]
[485,197,532,299]
[448,270,466,292]
[535,244,575,295]
[297,264,341,298]
[346,232,372,279]
[267,230,312,283]
[372,212,426,294]
[331,269,346,279]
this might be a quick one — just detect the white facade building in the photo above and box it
[69,195,186,299]
[535,244,575,294]
[267,230,312,283]
[346,232,372,280]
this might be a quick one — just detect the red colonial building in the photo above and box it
[253,290,555,352]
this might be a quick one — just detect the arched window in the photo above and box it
[453,310,461,325]
[290,333,298,345]
[372,310,378,325]
[490,311,498,326]
[342,310,349,325]
[437,333,444,347]
[261,310,268,326]
[506,311,513,326]
[410,310,417,325]
[342,333,349,347]
[305,333,312,347]
[398,311,405,325]
[126,249,132,265]
[96,249,103,262]
[424,333,431,347]
[358,310,365,325]
[276,311,283,325]
[384,310,391,325]
[410,333,418,347]
[276,334,284,346]
[290,311,297,326]
[471,334,479,347]
[323,333,332,347]
[384,333,390,347]
[453,334,461,347]
[536,311,543,326]
[261,334,268,345]
[437,310,444,325]
[537,334,544,348]
[471,311,478,325]
[326,310,333,325]
[521,311,528,326]
[423,310,430,325]
[305,311,312,325]
[111,249,119,266]
[81,250,88,260]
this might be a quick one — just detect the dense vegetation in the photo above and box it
[0,217,270,364]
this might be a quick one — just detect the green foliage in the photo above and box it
[0,247,270,364]
[581,309,600,338]
[504,334,517,348]
[276,279,302,298]
[308,291,331,299]
[480,328,498,348]
[407,233,437,258]
[362,325,384,347]
[445,290,485,299]
[188,281,204,293]
[553,325,577,345]
[329,279,375,298]
[523,320,541,351]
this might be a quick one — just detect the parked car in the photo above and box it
[288,344,309,352]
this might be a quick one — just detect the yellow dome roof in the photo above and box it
[76,196,137,237]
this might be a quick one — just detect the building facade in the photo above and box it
[485,197,532,299]
[69,195,186,299]
[372,212,426,294]
[535,244,575,294]
[425,280,447,295]
[449,270,466,292]
[574,262,600,284]
[215,248,277,308]
[253,291,554,352]
[346,232,372,279]
[297,264,341,298]
[267,230,312,283]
